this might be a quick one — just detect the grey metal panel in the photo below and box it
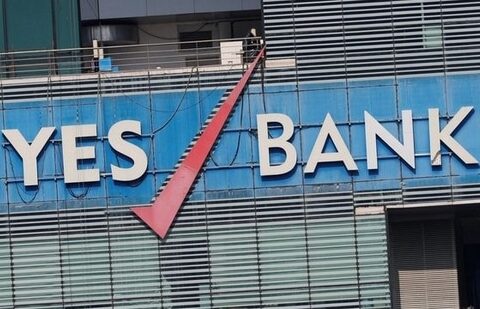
[242,0,262,10]
[98,0,147,19]
[82,0,260,19]
[146,0,194,16]
[194,0,242,13]
[79,0,99,21]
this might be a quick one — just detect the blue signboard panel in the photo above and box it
[2,73,480,212]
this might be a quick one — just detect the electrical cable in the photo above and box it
[54,137,90,199]
[210,51,266,166]
[102,69,232,114]
[151,66,196,135]
[138,22,213,41]
[5,147,39,204]
[210,90,245,167]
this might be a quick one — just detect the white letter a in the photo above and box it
[305,113,358,173]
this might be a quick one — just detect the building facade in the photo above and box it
[1,1,480,308]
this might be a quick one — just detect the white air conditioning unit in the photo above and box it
[220,41,243,65]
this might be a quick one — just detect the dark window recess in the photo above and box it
[179,31,212,50]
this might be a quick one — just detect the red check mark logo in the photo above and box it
[132,47,265,238]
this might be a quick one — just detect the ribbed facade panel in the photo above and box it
[0,190,391,308]
[0,214,13,308]
[356,214,390,308]
[263,0,480,81]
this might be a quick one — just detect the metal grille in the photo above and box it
[0,190,390,308]
[389,219,459,308]
[263,0,480,82]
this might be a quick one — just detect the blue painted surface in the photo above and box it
[2,73,480,212]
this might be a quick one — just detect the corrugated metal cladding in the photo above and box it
[0,191,390,308]
[263,0,480,81]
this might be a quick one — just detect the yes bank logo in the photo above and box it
[2,104,477,239]
[0,44,471,241]
[1,50,476,239]
[4,106,478,188]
